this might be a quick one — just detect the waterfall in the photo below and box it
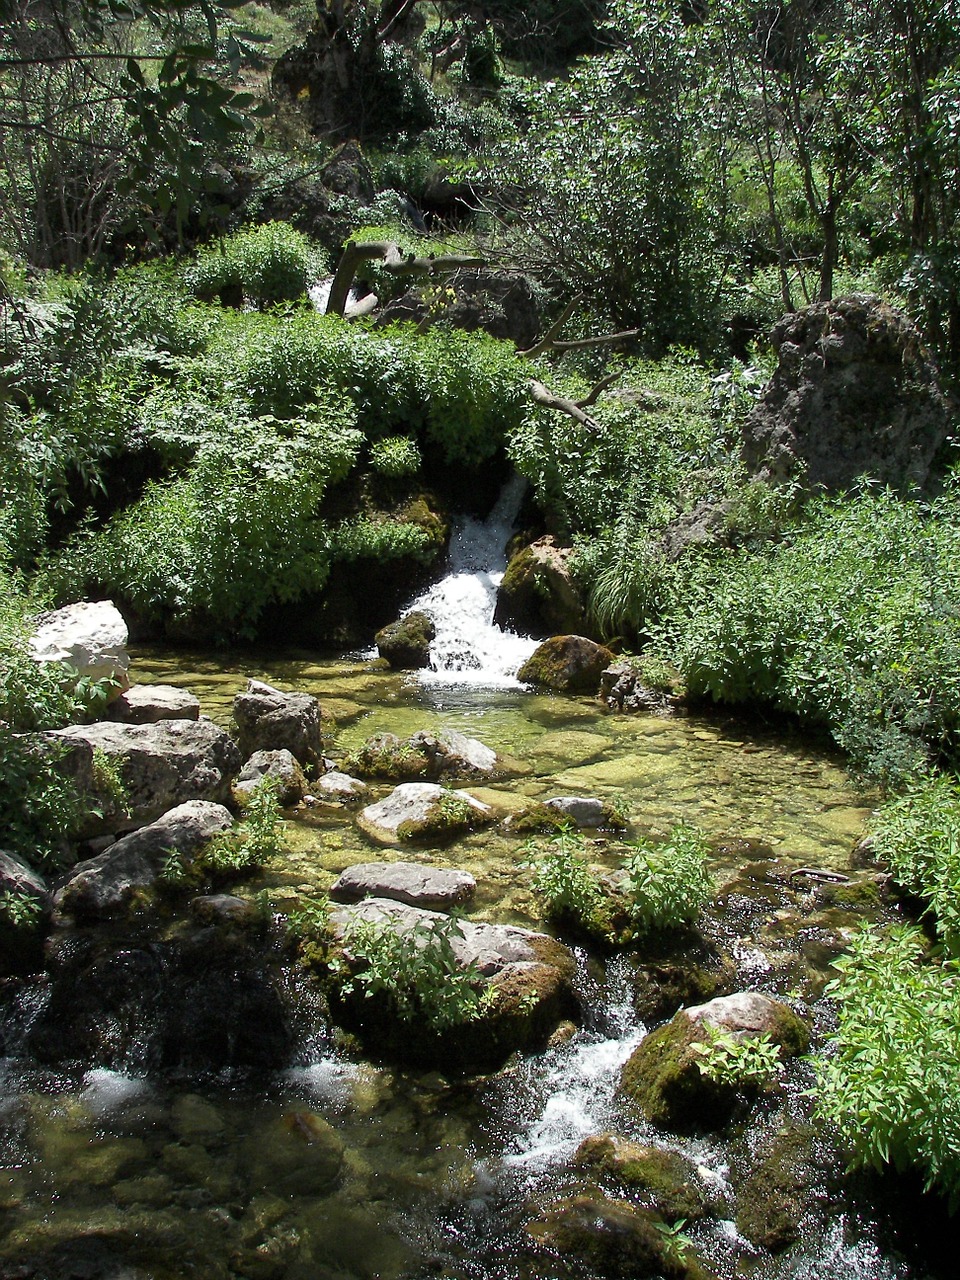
[405,475,539,688]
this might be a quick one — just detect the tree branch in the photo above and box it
[528,379,600,430]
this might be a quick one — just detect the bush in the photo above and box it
[369,434,421,478]
[529,827,602,921]
[185,222,322,307]
[815,924,960,1205]
[621,822,714,933]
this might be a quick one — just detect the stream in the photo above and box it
[0,496,950,1279]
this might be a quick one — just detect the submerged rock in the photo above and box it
[47,718,241,834]
[105,684,200,724]
[233,680,324,772]
[734,1124,820,1253]
[525,1191,711,1279]
[375,611,436,669]
[517,635,615,694]
[573,1135,714,1222]
[28,599,130,696]
[358,783,494,844]
[619,992,809,1131]
[330,861,476,910]
[53,800,234,923]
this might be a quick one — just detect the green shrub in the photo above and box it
[528,827,602,921]
[185,222,322,307]
[334,912,489,1031]
[815,924,960,1204]
[330,517,437,564]
[871,776,960,952]
[202,777,285,873]
[621,822,714,933]
[369,434,421,478]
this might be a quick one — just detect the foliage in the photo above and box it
[528,827,602,921]
[335,911,489,1031]
[621,822,714,933]
[286,894,331,942]
[331,517,437,564]
[202,777,285,874]
[871,776,960,952]
[184,222,323,307]
[0,889,44,931]
[369,435,421,478]
[693,1027,783,1090]
[815,924,960,1204]
[42,405,362,639]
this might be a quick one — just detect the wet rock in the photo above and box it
[734,1124,819,1252]
[234,748,307,807]
[600,659,682,714]
[493,536,587,639]
[573,1134,714,1221]
[618,992,809,1131]
[241,1110,344,1198]
[310,770,369,804]
[544,795,626,829]
[525,1191,710,1279]
[357,783,494,845]
[330,861,476,910]
[47,718,241,834]
[0,848,48,904]
[742,295,956,496]
[375,611,436,669]
[632,954,736,1026]
[327,898,579,1072]
[233,679,324,772]
[52,801,234,923]
[29,598,130,697]
[347,727,500,781]
[188,894,259,929]
[105,683,200,723]
[518,635,615,694]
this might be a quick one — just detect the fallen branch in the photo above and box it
[325,239,485,317]
[576,369,624,408]
[528,380,600,430]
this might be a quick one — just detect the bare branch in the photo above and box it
[575,369,623,408]
[528,379,600,431]
[518,294,584,358]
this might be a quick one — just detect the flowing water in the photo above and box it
[0,496,949,1279]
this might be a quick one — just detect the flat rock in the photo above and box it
[105,684,200,724]
[330,861,476,910]
[53,801,234,922]
[48,718,241,832]
[357,782,493,844]
[29,599,129,694]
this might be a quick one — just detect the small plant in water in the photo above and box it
[693,1027,783,1090]
[202,777,286,875]
[0,888,43,930]
[336,911,489,1031]
[621,821,713,933]
[526,827,601,922]
[287,894,331,941]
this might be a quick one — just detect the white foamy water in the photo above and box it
[407,476,539,688]
[80,1068,149,1116]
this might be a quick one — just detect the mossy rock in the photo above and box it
[375,611,436,670]
[734,1124,819,1252]
[395,792,494,842]
[493,537,588,639]
[632,956,737,1026]
[517,635,615,694]
[573,1134,713,1221]
[619,993,809,1131]
[525,1191,714,1279]
[346,732,432,781]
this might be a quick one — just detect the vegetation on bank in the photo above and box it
[3,0,960,1217]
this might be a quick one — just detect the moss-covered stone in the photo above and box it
[375,611,436,670]
[734,1125,818,1252]
[517,635,616,694]
[493,537,588,639]
[573,1134,713,1221]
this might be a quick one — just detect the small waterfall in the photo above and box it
[407,475,539,688]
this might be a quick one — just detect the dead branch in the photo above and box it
[325,239,485,317]
[528,380,600,430]
[517,295,584,359]
[576,369,624,408]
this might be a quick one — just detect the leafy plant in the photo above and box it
[369,435,421,478]
[202,777,285,874]
[0,889,44,930]
[815,924,960,1205]
[621,822,713,933]
[336,911,489,1031]
[185,222,322,307]
[527,827,602,921]
[287,894,331,942]
[693,1027,783,1089]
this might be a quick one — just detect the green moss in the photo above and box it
[574,1135,711,1221]
[619,1017,740,1131]
[822,878,882,910]
[734,1125,817,1252]
[395,793,491,842]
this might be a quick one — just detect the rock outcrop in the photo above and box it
[29,599,130,695]
[742,294,956,496]
[494,537,587,639]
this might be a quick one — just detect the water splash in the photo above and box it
[406,475,539,688]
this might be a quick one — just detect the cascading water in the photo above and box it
[404,474,539,687]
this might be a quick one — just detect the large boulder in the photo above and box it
[105,684,200,724]
[330,861,476,910]
[619,991,809,1131]
[375,611,435,670]
[28,599,129,696]
[52,800,234,922]
[233,679,324,772]
[742,295,956,496]
[326,897,579,1072]
[47,718,241,834]
[517,635,615,694]
[357,782,494,844]
[494,537,588,639]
